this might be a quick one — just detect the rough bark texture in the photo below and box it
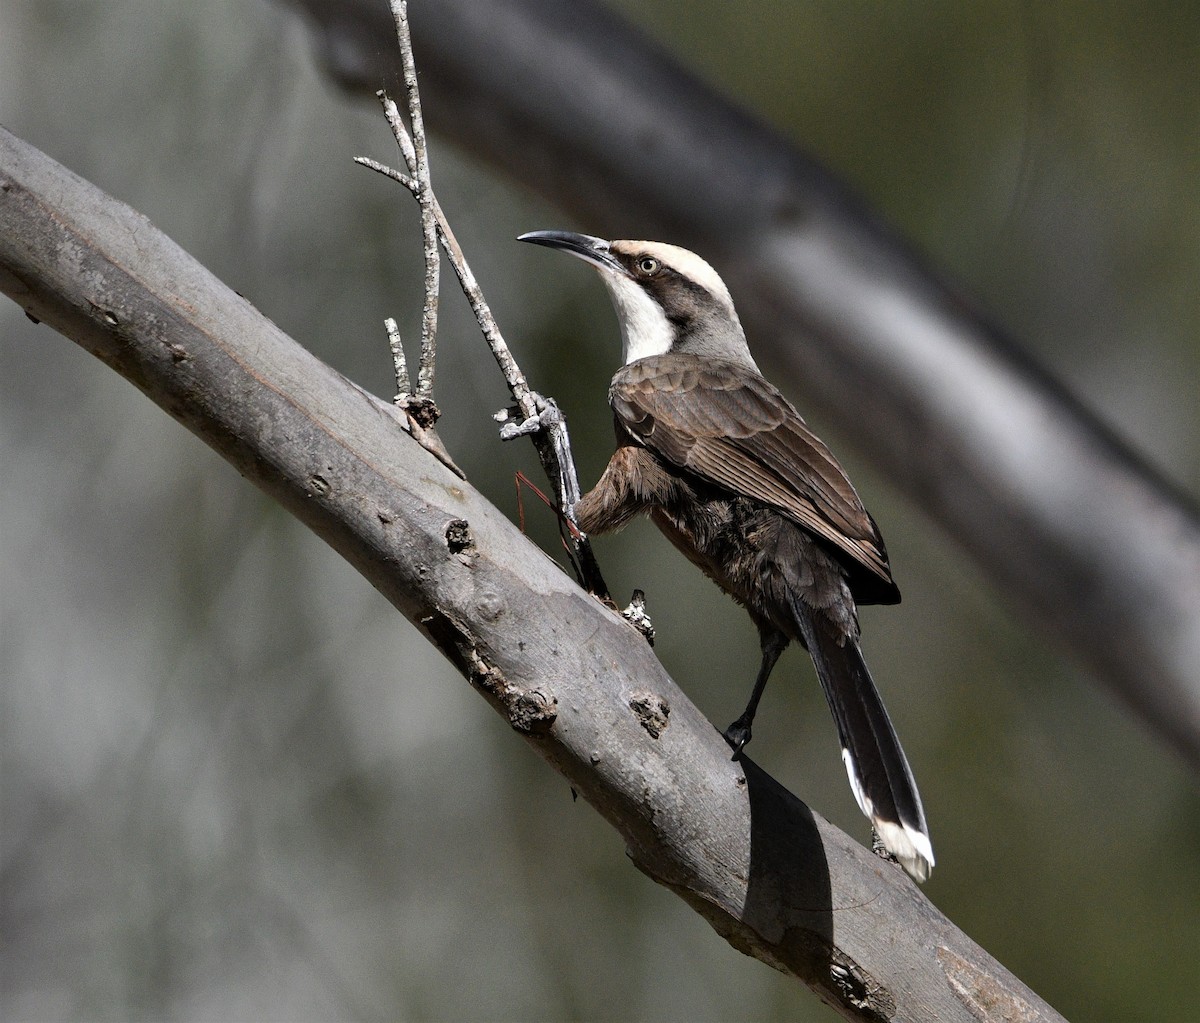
[284,0,1200,769]
[1,126,1066,1023]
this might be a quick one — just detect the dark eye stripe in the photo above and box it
[655,269,710,304]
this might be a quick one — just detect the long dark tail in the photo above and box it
[795,607,934,881]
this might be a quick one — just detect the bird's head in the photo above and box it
[519,230,756,370]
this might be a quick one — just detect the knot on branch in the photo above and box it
[628,691,670,739]
[402,394,441,429]
[444,518,476,564]
[828,956,892,1022]
[468,649,557,734]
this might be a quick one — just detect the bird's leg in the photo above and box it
[723,630,788,758]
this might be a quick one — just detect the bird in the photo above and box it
[518,229,934,881]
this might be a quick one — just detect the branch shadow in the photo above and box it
[740,757,836,981]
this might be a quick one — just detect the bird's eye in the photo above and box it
[636,256,660,276]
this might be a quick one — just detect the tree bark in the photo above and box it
[0,126,1066,1023]
[283,0,1200,769]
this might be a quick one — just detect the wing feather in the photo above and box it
[611,354,898,601]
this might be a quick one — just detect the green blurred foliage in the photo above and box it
[2,1,1197,1021]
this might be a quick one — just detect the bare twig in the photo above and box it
[362,2,440,428]
[354,159,530,414]
[384,317,411,398]
[353,154,411,190]
[390,0,439,401]
[379,313,461,475]
[354,9,610,599]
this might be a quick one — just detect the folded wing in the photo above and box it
[611,354,899,604]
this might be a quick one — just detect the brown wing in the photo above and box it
[611,354,899,603]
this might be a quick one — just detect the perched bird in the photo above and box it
[519,230,933,881]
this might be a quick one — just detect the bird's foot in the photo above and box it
[722,716,753,760]
[494,392,562,441]
[870,828,900,866]
[620,589,655,646]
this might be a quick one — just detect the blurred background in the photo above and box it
[2,1,1197,1020]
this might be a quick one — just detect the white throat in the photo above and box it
[598,272,673,365]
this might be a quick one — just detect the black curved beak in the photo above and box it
[517,230,626,276]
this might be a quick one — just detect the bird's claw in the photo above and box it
[621,589,655,646]
[495,392,561,441]
[870,828,900,865]
[723,718,753,760]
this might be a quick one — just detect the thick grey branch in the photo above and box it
[289,0,1200,768]
[0,127,1065,1023]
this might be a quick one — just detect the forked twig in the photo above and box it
[355,0,609,600]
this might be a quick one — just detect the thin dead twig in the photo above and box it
[385,317,411,396]
[354,5,609,599]
[390,0,439,401]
